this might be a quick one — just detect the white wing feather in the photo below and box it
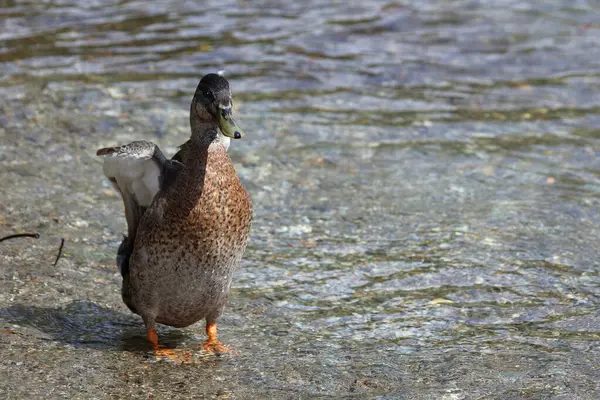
[98,140,180,276]
[97,140,164,251]
[101,146,160,207]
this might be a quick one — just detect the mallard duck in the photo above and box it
[97,74,252,356]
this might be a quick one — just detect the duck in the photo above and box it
[97,73,253,356]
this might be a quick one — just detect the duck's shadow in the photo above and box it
[0,300,192,351]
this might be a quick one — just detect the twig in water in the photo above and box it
[0,233,40,243]
[53,238,65,267]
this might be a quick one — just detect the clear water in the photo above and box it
[1,0,599,398]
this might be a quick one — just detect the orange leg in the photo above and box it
[147,328,178,360]
[202,322,229,353]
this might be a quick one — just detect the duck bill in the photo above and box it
[218,106,245,139]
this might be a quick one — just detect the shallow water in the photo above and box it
[1,0,600,398]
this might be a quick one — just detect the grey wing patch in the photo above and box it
[160,159,184,192]
[170,140,189,163]
[171,149,183,163]
[97,141,162,207]
[97,141,164,276]
[149,145,184,191]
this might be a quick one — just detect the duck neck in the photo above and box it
[190,118,218,146]
[189,117,230,149]
[178,120,226,165]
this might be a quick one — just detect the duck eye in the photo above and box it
[204,90,212,98]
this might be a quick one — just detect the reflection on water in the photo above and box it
[1,0,600,398]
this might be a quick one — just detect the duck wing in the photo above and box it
[97,140,182,275]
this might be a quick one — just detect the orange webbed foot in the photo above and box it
[147,328,191,363]
[202,340,229,354]
[153,345,177,359]
[202,322,230,354]
[155,347,193,363]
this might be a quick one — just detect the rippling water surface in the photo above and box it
[1,0,600,398]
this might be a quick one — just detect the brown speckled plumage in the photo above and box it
[127,143,252,328]
[98,74,252,354]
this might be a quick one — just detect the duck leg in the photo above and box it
[143,317,177,360]
[202,320,229,353]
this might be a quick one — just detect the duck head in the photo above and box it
[190,73,245,142]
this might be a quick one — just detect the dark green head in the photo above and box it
[192,73,245,139]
